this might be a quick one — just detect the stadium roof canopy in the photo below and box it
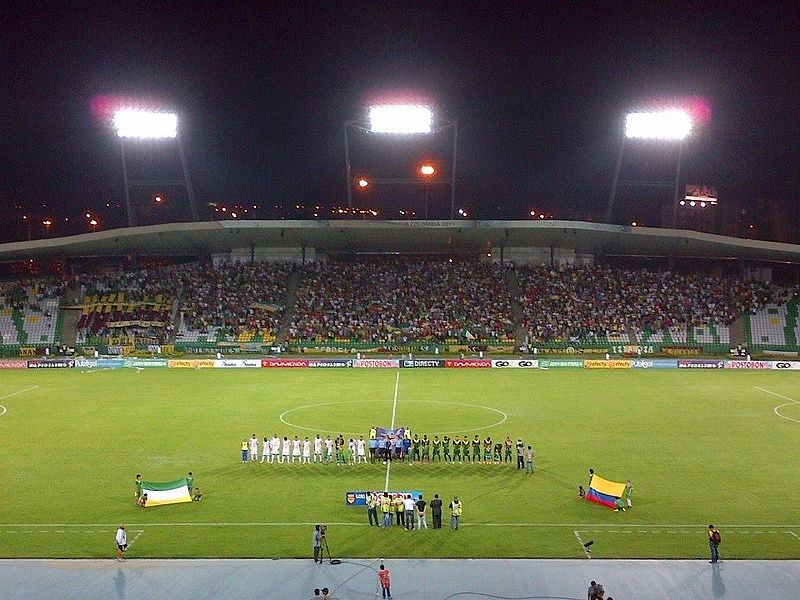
[1,220,800,262]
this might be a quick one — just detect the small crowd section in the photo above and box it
[1,357,799,370]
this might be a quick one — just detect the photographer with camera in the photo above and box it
[313,524,326,563]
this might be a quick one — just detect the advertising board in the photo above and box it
[27,359,74,369]
[307,359,352,368]
[630,359,678,369]
[537,359,584,368]
[491,359,538,368]
[725,360,771,369]
[0,360,28,369]
[214,359,262,368]
[168,359,215,369]
[677,359,725,369]
[444,359,491,368]
[400,359,444,368]
[583,360,632,369]
[353,359,400,368]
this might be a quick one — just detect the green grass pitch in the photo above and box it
[0,368,799,559]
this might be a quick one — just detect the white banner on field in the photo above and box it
[491,359,539,368]
[214,359,262,368]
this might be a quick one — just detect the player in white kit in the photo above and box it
[324,436,334,463]
[356,436,367,463]
[281,436,290,463]
[292,436,301,463]
[302,437,311,464]
[313,435,323,462]
[270,434,280,463]
[249,434,259,463]
[260,437,269,463]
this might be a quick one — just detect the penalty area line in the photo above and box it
[754,387,800,424]
[0,385,40,416]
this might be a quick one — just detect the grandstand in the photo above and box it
[0,221,799,356]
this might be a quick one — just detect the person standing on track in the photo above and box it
[115,525,127,562]
[378,564,392,599]
[708,524,722,563]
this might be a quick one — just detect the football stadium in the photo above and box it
[4,4,800,600]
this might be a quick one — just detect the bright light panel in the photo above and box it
[369,105,432,134]
[625,110,692,140]
[113,110,178,139]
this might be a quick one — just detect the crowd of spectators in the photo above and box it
[518,265,789,344]
[289,258,514,343]
[177,262,292,340]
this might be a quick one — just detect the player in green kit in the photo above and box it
[453,437,462,462]
[472,435,481,462]
[483,436,493,463]
[421,435,431,463]
[432,436,441,461]
[442,435,451,462]
[462,436,471,462]
[412,435,421,462]
[504,436,513,463]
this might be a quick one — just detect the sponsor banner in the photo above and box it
[630,359,678,369]
[491,359,538,368]
[307,359,352,368]
[677,359,725,369]
[346,490,423,507]
[662,346,702,356]
[261,358,310,368]
[19,347,39,357]
[584,360,632,369]
[444,359,492,368]
[125,359,169,368]
[27,359,75,369]
[538,359,584,368]
[609,345,655,355]
[214,359,262,368]
[353,359,399,368]
[75,358,125,369]
[0,360,28,369]
[725,360,771,370]
[168,359,215,369]
[400,359,444,368]
[770,361,800,370]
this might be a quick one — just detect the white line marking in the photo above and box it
[574,530,591,559]
[755,387,800,423]
[279,398,506,435]
[127,530,144,548]
[788,531,800,544]
[384,370,400,492]
[0,386,39,416]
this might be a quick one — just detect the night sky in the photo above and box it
[2,2,799,235]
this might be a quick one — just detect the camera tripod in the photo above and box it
[321,535,341,565]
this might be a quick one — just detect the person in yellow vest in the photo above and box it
[380,492,393,528]
[369,426,378,462]
[393,494,405,527]
[449,496,462,530]
[240,438,248,463]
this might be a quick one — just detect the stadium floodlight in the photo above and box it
[113,110,178,139]
[368,105,433,134]
[624,110,692,140]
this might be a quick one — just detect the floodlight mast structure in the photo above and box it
[113,110,199,227]
[344,105,458,219]
[605,110,692,228]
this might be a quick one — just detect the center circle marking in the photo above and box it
[279,399,507,435]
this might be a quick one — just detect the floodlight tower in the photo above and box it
[112,109,199,227]
[344,104,458,219]
[605,109,693,228]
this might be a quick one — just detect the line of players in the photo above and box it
[240,432,528,466]
[369,431,527,466]
[240,434,369,464]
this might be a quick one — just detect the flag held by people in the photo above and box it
[142,477,192,507]
[585,474,627,509]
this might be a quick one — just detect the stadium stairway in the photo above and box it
[784,296,798,349]
[730,315,746,348]
[505,268,526,348]
[275,267,300,345]
[11,309,27,344]
[58,286,83,347]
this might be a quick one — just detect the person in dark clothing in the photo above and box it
[430,493,443,529]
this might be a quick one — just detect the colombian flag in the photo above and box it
[586,474,627,509]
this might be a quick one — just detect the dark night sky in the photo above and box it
[2,1,799,232]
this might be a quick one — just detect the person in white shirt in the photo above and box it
[302,437,311,463]
[270,435,280,463]
[261,437,269,463]
[292,436,301,463]
[313,435,323,463]
[324,436,334,463]
[403,495,416,530]
[281,436,291,463]
[356,436,367,463]
[348,438,356,465]
[115,525,127,561]
[249,434,259,462]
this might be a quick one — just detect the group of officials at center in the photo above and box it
[367,492,463,531]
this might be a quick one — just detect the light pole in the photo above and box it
[112,109,199,227]
[344,104,458,219]
[605,109,692,225]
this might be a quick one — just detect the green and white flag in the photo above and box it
[142,477,192,507]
